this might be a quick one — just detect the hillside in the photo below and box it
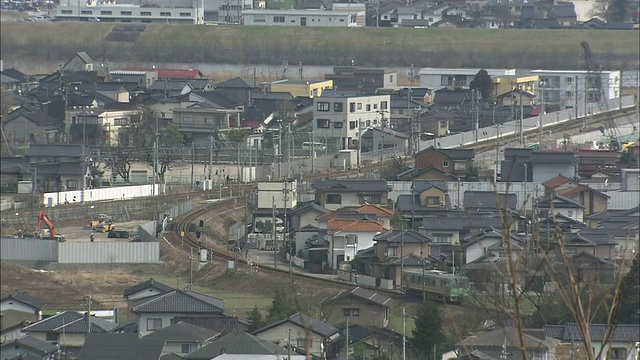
[1,22,638,69]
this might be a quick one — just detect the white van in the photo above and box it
[301,142,326,152]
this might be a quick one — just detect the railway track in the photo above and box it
[168,197,409,301]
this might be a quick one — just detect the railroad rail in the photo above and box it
[168,198,409,300]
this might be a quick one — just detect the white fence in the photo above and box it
[43,184,162,207]
[419,95,636,150]
[0,238,160,263]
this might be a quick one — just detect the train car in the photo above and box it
[403,269,470,303]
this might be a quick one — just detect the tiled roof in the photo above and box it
[530,151,575,164]
[412,179,448,193]
[75,51,94,64]
[463,191,517,210]
[544,323,638,342]
[395,194,452,213]
[185,332,283,359]
[560,184,609,199]
[390,253,430,266]
[1,335,57,354]
[328,219,387,233]
[537,194,584,209]
[374,229,432,243]
[123,278,174,298]
[456,327,559,350]
[22,311,83,332]
[59,316,118,333]
[256,313,338,338]
[289,200,330,216]
[312,180,389,193]
[1,291,45,309]
[78,333,165,360]
[143,321,219,342]
[132,290,224,314]
[355,204,394,217]
[175,315,249,336]
[324,287,393,308]
[422,215,504,231]
[541,174,573,189]
[214,77,254,89]
[440,148,475,160]
[316,210,377,223]
[157,69,203,79]
[26,144,85,158]
[5,108,60,128]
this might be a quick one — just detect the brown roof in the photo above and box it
[355,204,394,217]
[577,149,619,158]
[328,219,386,233]
[541,174,573,189]
[560,184,609,198]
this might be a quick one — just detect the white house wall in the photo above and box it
[256,323,326,357]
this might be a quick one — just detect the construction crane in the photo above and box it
[580,41,622,151]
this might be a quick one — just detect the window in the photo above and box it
[334,102,343,112]
[316,119,330,128]
[273,15,285,22]
[160,12,171,16]
[352,309,360,316]
[81,10,92,14]
[387,247,397,256]
[346,235,357,245]
[366,104,371,111]
[433,233,453,244]
[609,348,627,360]
[567,210,573,217]
[147,318,162,331]
[349,121,357,130]
[454,160,466,171]
[114,118,128,126]
[120,11,132,15]
[183,116,192,124]
[333,122,343,129]
[317,102,330,111]
[326,194,341,204]
[46,332,59,341]
[359,194,381,204]
[343,309,351,316]
[439,120,447,128]
[140,11,151,15]
[349,102,356,112]
[179,12,191,16]
[181,344,191,353]
[66,180,79,189]
[426,196,440,205]
[380,101,388,110]
[373,103,378,109]
[61,9,72,14]
[442,160,450,167]
[357,103,362,110]
[566,77,574,83]
[389,75,394,82]
[101,10,112,15]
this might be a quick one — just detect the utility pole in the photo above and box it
[422,259,426,303]
[575,76,579,124]
[153,112,158,197]
[287,329,292,360]
[402,306,406,360]
[86,295,92,334]
[284,180,292,283]
[190,142,195,191]
[310,124,315,176]
[209,133,213,180]
[272,196,277,268]
[189,247,193,290]
[400,225,404,292]
[539,80,544,144]
[346,315,350,360]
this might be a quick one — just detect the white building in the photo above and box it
[257,180,297,210]
[418,68,516,91]
[242,9,360,27]
[312,93,391,150]
[56,0,204,24]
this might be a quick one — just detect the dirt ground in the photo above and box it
[57,219,152,243]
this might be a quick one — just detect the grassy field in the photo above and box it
[1,22,638,69]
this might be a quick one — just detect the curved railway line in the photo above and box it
[166,197,410,301]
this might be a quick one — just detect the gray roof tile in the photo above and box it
[463,191,517,210]
[123,278,174,299]
[312,180,389,193]
[186,332,284,359]
[374,229,432,243]
[1,291,45,309]
[78,333,165,360]
[1,335,57,354]
[544,323,638,342]
[132,290,224,314]
[256,313,338,338]
[143,321,219,342]
[22,311,83,332]
[422,215,504,231]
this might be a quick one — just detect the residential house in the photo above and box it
[360,127,409,153]
[254,313,340,359]
[213,77,255,107]
[109,70,158,90]
[422,214,507,254]
[462,228,524,264]
[61,52,94,72]
[185,332,293,360]
[1,67,30,93]
[289,200,330,231]
[538,213,587,234]
[414,147,476,179]
[418,68,512,92]
[77,333,165,360]
[558,184,609,216]
[370,229,432,287]
[143,321,219,356]
[353,204,395,229]
[496,88,536,106]
[395,180,452,226]
[1,291,44,323]
[537,193,585,222]
[0,335,57,360]
[431,88,473,110]
[150,80,194,97]
[552,252,616,285]
[552,231,617,260]
[172,105,243,139]
[3,106,63,146]
[547,4,577,26]
[312,91,391,150]
[321,287,393,328]
[336,325,417,360]
[577,149,620,178]
[312,180,390,210]
[123,278,174,320]
[455,327,560,360]
[501,149,576,182]
[396,166,459,181]
[173,316,250,336]
[544,323,639,360]
[463,191,517,212]
[21,144,90,193]
[327,219,387,269]
[324,66,398,94]
[394,6,420,26]
[270,79,334,98]
[131,289,224,337]
[21,311,118,357]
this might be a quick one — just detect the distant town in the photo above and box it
[0,21,639,360]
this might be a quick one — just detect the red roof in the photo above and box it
[541,174,573,189]
[355,204,394,217]
[328,219,386,234]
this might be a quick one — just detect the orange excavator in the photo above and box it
[36,209,58,240]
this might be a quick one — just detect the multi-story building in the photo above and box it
[242,9,360,27]
[270,79,333,98]
[56,0,205,24]
[312,92,391,150]
[325,66,398,94]
[419,68,516,92]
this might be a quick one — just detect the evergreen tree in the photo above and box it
[617,253,639,324]
[266,287,297,324]
[410,303,446,360]
[247,305,264,332]
[469,69,494,101]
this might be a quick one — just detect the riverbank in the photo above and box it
[1,22,638,69]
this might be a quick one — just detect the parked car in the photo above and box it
[88,16,100,22]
